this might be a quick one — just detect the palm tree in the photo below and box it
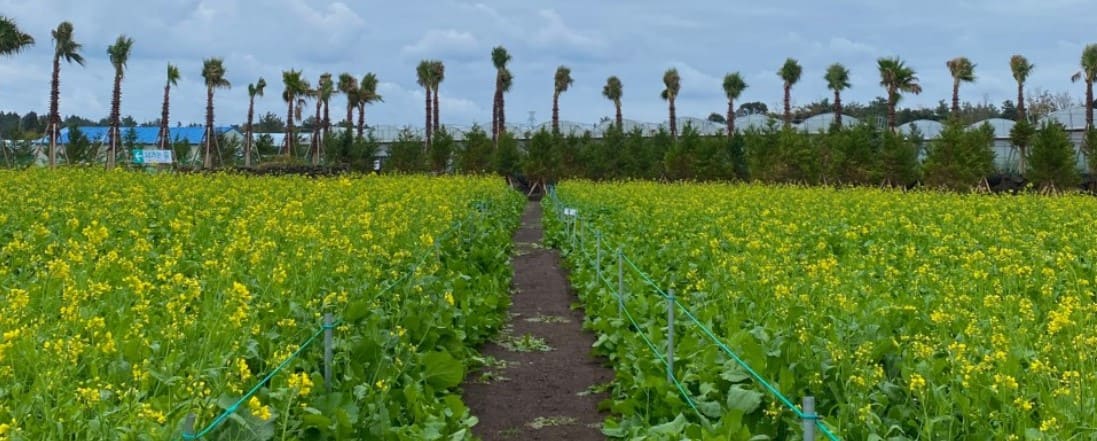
[1010,55,1034,121]
[722,72,747,138]
[431,60,445,134]
[552,65,573,134]
[105,35,133,169]
[48,22,84,167]
[158,64,180,149]
[357,73,382,138]
[0,16,34,56]
[281,69,309,158]
[1010,55,1035,175]
[603,76,623,129]
[491,46,511,142]
[778,58,802,127]
[877,57,923,131]
[311,73,333,165]
[337,73,359,135]
[1072,44,1097,131]
[824,63,851,128]
[244,77,266,167]
[661,68,681,141]
[946,57,976,116]
[416,60,434,149]
[201,58,230,168]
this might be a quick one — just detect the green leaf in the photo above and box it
[720,360,750,383]
[649,414,689,435]
[726,385,763,413]
[422,350,465,389]
[696,400,723,419]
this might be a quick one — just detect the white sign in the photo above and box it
[564,208,578,217]
[133,149,173,164]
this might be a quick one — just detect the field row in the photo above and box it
[547,181,1097,440]
[0,170,522,439]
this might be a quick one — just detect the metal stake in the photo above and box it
[324,313,334,391]
[617,248,624,317]
[666,289,675,382]
[596,232,602,283]
[802,396,816,441]
[183,413,195,438]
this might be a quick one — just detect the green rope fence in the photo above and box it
[549,188,841,441]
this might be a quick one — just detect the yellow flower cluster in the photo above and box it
[247,396,272,421]
[288,372,314,396]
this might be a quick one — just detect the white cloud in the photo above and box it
[827,37,877,55]
[402,29,480,58]
[532,9,605,50]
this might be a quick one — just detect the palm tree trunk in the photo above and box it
[1017,81,1027,175]
[433,87,440,134]
[160,84,171,149]
[615,101,622,130]
[669,98,677,141]
[204,87,214,168]
[498,92,507,137]
[951,80,961,116]
[552,92,560,134]
[834,91,843,128]
[492,81,500,143]
[783,85,791,127]
[313,100,322,165]
[1017,82,1026,122]
[726,99,734,139]
[887,90,898,132]
[245,96,255,167]
[357,102,365,139]
[1086,81,1094,130]
[345,105,354,136]
[424,87,432,151]
[108,70,122,169]
[322,99,331,144]
[286,99,295,158]
[49,55,61,167]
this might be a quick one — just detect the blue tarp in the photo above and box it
[37,126,234,145]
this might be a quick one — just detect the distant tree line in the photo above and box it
[374,119,1083,194]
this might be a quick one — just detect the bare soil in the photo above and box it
[463,202,612,441]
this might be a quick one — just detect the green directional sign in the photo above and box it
[132,149,172,165]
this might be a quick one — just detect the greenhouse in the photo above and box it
[797,113,860,133]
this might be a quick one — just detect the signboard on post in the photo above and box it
[132,149,173,165]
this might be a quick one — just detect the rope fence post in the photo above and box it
[617,247,624,317]
[323,313,334,392]
[666,289,675,383]
[802,396,816,441]
[182,413,195,439]
[596,232,602,285]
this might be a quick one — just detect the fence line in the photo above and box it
[180,199,494,439]
[548,188,840,441]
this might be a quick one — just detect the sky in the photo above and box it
[0,0,1093,129]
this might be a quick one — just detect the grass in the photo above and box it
[527,416,578,430]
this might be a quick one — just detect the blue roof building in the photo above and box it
[37,126,239,145]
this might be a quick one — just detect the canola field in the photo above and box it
[547,181,1097,440]
[0,169,522,440]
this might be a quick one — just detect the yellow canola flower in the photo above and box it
[247,396,272,421]
[288,372,314,396]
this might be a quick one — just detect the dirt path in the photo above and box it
[463,202,612,441]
